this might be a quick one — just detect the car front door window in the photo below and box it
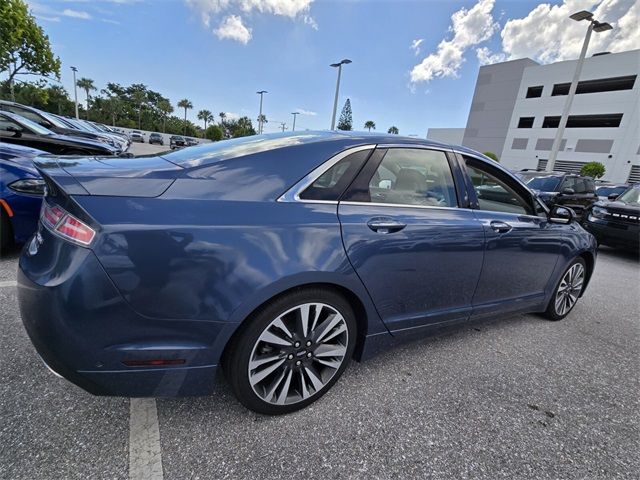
[465,163,532,215]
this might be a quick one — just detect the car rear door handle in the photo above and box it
[490,220,512,233]
[367,218,406,234]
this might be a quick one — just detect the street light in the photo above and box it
[256,90,267,134]
[291,112,299,132]
[546,11,612,172]
[70,66,79,119]
[280,122,287,132]
[330,59,351,130]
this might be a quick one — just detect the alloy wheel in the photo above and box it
[248,302,349,406]
[555,263,585,316]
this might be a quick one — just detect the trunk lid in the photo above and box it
[34,154,183,197]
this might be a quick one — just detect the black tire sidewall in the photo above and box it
[545,257,587,321]
[224,288,357,415]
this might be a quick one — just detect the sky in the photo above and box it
[24,0,640,135]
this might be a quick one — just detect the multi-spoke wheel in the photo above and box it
[543,257,586,321]
[223,289,356,414]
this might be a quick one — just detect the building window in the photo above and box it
[551,75,636,96]
[511,138,528,150]
[542,114,623,128]
[518,117,534,128]
[526,86,543,98]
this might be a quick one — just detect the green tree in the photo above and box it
[387,126,399,134]
[337,99,353,131]
[364,120,376,131]
[46,85,74,115]
[197,109,214,136]
[129,84,148,129]
[580,161,606,179]
[257,114,267,132]
[157,99,173,133]
[219,112,226,126]
[76,77,96,120]
[483,151,499,162]
[0,0,61,100]
[205,124,224,141]
[177,98,193,135]
[101,96,121,126]
[227,116,256,137]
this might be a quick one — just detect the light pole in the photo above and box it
[256,90,267,134]
[546,11,612,172]
[70,66,79,119]
[291,112,299,132]
[330,59,351,130]
[280,122,287,132]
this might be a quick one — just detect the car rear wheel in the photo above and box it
[224,288,356,415]
[543,257,586,321]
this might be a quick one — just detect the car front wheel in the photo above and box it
[224,288,356,415]
[543,257,586,321]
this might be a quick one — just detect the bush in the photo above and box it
[205,124,224,141]
[580,161,605,179]
[483,151,499,162]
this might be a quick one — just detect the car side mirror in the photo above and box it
[607,193,619,200]
[6,125,23,137]
[561,187,575,195]
[549,206,573,224]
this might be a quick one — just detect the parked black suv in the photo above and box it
[170,135,186,149]
[516,170,598,219]
[149,133,164,145]
[583,184,639,251]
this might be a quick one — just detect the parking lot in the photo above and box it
[0,247,638,480]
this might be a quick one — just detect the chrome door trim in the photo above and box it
[340,200,472,212]
[277,144,376,203]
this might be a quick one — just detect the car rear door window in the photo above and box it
[464,160,533,215]
[299,149,371,201]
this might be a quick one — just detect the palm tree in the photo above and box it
[177,99,193,135]
[130,84,148,129]
[364,120,376,132]
[157,99,173,133]
[198,109,214,136]
[76,78,96,120]
[257,114,267,131]
[387,126,399,134]
[219,112,226,126]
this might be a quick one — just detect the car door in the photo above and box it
[338,146,485,335]
[0,115,28,148]
[461,156,563,319]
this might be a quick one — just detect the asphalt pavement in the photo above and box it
[0,246,638,479]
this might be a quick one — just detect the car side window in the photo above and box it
[464,159,533,215]
[560,177,575,192]
[0,116,20,132]
[363,148,457,207]
[299,149,370,201]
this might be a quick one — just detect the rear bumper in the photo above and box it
[17,229,228,396]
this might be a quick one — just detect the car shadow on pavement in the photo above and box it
[596,245,639,262]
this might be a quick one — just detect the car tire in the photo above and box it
[223,288,357,415]
[1,211,13,254]
[542,257,587,321]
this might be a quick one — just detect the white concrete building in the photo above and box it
[433,49,640,183]
[426,128,465,145]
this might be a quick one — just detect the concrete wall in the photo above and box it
[426,128,465,145]
[462,58,538,159]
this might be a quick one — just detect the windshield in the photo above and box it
[519,174,561,192]
[617,186,640,205]
[39,110,73,129]
[13,115,54,135]
[596,186,626,198]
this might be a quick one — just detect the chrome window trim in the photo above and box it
[340,201,470,212]
[277,144,376,203]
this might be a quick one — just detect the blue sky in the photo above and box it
[26,0,639,135]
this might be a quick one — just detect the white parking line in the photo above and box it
[0,280,17,288]
[129,398,164,480]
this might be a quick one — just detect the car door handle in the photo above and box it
[490,220,512,233]
[367,218,406,233]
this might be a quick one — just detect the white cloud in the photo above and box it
[101,18,122,25]
[483,0,639,65]
[295,109,317,116]
[410,0,498,83]
[62,8,92,19]
[185,0,316,42]
[215,14,252,43]
[475,46,506,65]
[410,38,424,56]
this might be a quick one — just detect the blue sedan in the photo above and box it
[17,132,596,414]
[0,143,46,251]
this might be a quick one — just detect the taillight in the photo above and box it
[40,202,96,246]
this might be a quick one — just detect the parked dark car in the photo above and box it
[0,100,121,151]
[130,132,144,143]
[0,143,46,251]
[516,170,598,219]
[185,137,198,146]
[18,132,596,415]
[583,184,639,251]
[594,182,628,202]
[149,133,164,145]
[0,111,119,156]
[170,135,186,149]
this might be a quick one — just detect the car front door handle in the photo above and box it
[367,218,407,234]
[490,220,512,233]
